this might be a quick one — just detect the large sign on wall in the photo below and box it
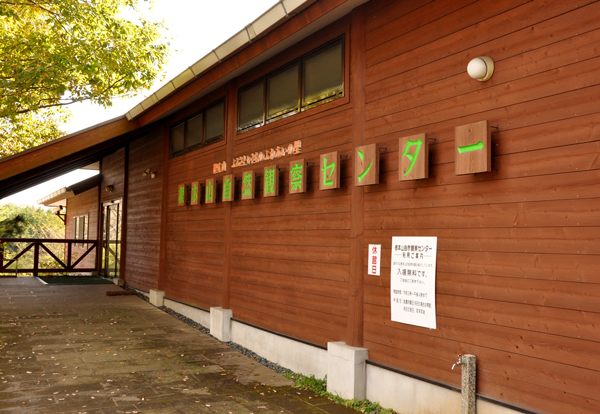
[390,237,438,329]
[180,120,493,206]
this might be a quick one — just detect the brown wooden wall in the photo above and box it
[227,17,353,346]
[65,187,98,270]
[161,88,229,309]
[123,129,164,291]
[361,0,600,413]
[134,0,600,413]
[160,0,356,347]
[101,147,125,203]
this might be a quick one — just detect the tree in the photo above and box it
[0,204,65,274]
[0,0,169,157]
[0,214,29,238]
[0,108,70,158]
[0,204,64,240]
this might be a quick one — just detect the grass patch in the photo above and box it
[285,373,395,413]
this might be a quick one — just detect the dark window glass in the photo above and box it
[237,37,344,132]
[267,63,299,120]
[170,98,225,157]
[205,101,225,142]
[187,114,203,148]
[170,123,185,155]
[303,42,343,106]
[238,81,264,130]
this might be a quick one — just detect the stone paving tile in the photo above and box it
[0,277,358,414]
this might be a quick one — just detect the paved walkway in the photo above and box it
[0,277,355,414]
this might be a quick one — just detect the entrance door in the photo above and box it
[100,200,122,278]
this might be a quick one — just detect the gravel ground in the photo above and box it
[123,285,294,377]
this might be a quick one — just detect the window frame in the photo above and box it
[266,59,301,122]
[204,100,226,145]
[169,121,186,157]
[237,36,345,133]
[237,78,266,132]
[301,39,345,110]
[169,98,226,158]
[71,214,88,248]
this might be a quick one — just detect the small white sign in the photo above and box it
[390,237,437,329]
[368,244,381,276]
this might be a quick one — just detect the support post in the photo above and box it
[210,307,232,342]
[461,354,477,414]
[67,241,72,269]
[149,289,165,307]
[327,341,368,400]
[157,125,170,291]
[118,142,129,284]
[222,80,236,308]
[32,242,39,277]
[347,2,367,348]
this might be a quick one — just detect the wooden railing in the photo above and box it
[0,238,98,276]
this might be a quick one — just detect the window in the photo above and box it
[238,37,344,132]
[72,215,88,247]
[205,101,225,143]
[170,99,225,157]
[303,41,343,107]
[238,80,265,130]
[267,63,299,120]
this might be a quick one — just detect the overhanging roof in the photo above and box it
[0,0,366,200]
[38,174,103,206]
[125,0,318,121]
[132,0,368,126]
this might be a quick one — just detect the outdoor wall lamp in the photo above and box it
[142,168,156,179]
[467,56,494,82]
[105,185,114,193]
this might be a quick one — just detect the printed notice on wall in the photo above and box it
[390,237,437,329]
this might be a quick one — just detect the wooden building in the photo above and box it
[2,0,599,412]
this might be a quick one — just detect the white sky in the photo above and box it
[2,0,279,207]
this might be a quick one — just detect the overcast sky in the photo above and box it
[2,0,279,206]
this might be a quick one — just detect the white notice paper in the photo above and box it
[390,237,437,329]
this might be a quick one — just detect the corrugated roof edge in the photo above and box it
[125,0,314,121]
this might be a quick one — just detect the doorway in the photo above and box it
[100,200,122,278]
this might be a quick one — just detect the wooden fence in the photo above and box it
[0,238,98,276]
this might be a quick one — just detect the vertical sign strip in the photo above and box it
[241,171,255,200]
[263,165,279,197]
[205,178,215,204]
[177,184,186,207]
[289,159,306,194]
[190,181,199,205]
[222,174,234,202]
[368,244,381,276]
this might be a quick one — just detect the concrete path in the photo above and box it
[0,278,355,414]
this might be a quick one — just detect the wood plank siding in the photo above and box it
[225,16,353,346]
[112,1,600,413]
[123,130,164,291]
[162,87,229,309]
[361,0,600,412]
[64,187,98,270]
[100,148,125,203]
